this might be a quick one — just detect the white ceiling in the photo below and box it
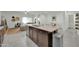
[24,11,64,15]
[2,11,79,15]
[1,11,65,17]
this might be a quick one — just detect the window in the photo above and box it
[22,17,32,24]
[22,17,28,24]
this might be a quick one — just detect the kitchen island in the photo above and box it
[26,24,58,47]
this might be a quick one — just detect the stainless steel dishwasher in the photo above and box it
[53,28,63,47]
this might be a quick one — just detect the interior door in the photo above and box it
[68,15,74,28]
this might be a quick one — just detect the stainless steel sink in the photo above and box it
[33,25,40,27]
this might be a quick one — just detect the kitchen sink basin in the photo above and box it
[33,25,40,27]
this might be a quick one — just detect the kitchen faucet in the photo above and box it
[38,20,40,25]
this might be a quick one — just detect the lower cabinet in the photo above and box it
[37,30,43,46]
[32,28,38,44]
[29,27,33,39]
[42,32,49,47]
[29,27,52,47]
[37,30,48,47]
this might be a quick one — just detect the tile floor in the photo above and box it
[63,29,79,47]
[2,31,38,47]
[2,29,79,47]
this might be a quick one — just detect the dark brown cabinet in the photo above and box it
[29,26,55,47]
[37,30,43,46]
[37,30,48,47]
[42,32,48,47]
[32,28,38,44]
[29,27,33,39]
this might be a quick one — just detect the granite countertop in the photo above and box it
[27,24,58,33]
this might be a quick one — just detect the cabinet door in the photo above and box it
[29,27,33,39]
[42,32,48,47]
[37,30,43,47]
[32,28,37,44]
[37,30,48,47]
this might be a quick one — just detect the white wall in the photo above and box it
[38,14,48,25]
[33,12,65,30]
[1,11,75,30]
[1,11,66,30]
[1,11,33,28]
[56,12,65,30]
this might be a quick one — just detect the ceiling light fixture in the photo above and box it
[24,11,27,14]
[24,11,29,15]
